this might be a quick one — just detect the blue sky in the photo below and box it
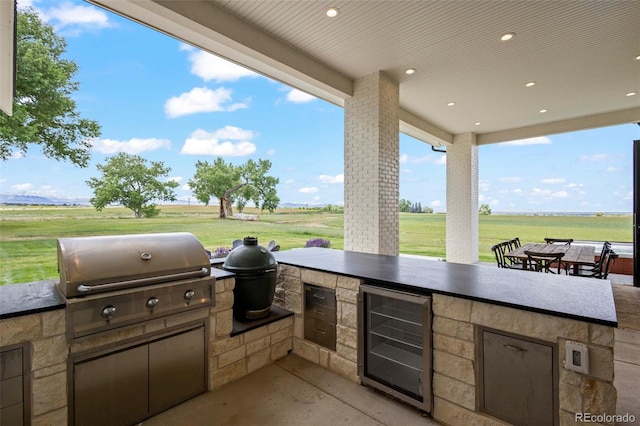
[3,0,639,213]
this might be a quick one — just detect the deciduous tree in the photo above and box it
[189,158,280,218]
[479,203,492,215]
[86,153,179,218]
[0,8,100,166]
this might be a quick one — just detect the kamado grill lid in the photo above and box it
[223,236,277,272]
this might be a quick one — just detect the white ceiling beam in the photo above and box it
[476,107,640,145]
[399,109,453,146]
[89,1,449,147]
[0,0,15,116]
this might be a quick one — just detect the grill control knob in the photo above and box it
[184,290,195,301]
[100,305,116,319]
[146,297,159,309]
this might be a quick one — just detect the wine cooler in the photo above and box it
[357,283,432,412]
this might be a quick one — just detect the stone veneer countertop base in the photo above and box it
[0,268,236,319]
[273,248,618,326]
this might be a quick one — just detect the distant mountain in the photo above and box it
[0,194,90,206]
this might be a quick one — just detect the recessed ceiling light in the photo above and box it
[501,32,515,41]
[326,7,340,17]
[627,92,638,97]
[635,55,640,60]
[539,109,548,113]
[525,81,536,87]
[447,102,455,106]
[405,68,416,75]
[474,122,481,126]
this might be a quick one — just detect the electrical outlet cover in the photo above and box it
[565,341,589,374]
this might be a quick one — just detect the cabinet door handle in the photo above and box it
[504,344,527,352]
[313,309,325,316]
[313,294,325,300]
[314,329,326,334]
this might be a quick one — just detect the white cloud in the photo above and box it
[400,154,430,164]
[552,191,569,198]
[12,183,33,192]
[431,200,441,207]
[606,166,619,172]
[267,149,276,155]
[211,126,255,140]
[579,154,611,161]
[434,155,446,165]
[181,184,191,191]
[180,128,256,157]
[182,46,259,82]
[285,179,295,184]
[8,151,25,159]
[540,178,565,184]
[299,187,319,193]
[91,138,170,154]
[499,177,521,183]
[502,136,552,146]
[168,176,183,183]
[319,174,344,184]
[32,1,112,35]
[164,87,248,118]
[567,183,584,188]
[531,188,552,196]
[286,89,316,103]
[513,188,523,194]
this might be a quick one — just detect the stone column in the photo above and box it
[344,71,400,255]
[446,132,479,264]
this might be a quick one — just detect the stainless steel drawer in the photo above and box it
[305,285,336,309]
[305,302,336,324]
[304,317,336,351]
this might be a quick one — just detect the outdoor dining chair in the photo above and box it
[525,250,565,274]
[544,238,573,246]
[570,241,611,276]
[572,248,618,279]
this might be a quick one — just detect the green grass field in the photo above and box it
[0,205,632,285]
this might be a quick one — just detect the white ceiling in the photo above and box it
[92,0,639,146]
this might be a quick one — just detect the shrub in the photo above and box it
[208,247,231,258]
[305,238,331,248]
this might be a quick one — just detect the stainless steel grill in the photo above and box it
[57,232,214,339]
[59,233,214,426]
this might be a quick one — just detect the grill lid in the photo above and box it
[57,232,211,297]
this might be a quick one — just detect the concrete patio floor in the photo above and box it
[143,354,438,426]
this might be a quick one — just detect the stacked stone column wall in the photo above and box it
[432,294,617,425]
[208,276,293,390]
[276,265,361,382]
[1,309,68,426]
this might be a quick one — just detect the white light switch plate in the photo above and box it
[565,341,589,374]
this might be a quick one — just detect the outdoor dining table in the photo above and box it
[504,242,596,274]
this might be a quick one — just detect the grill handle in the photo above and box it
[76,267,210,294]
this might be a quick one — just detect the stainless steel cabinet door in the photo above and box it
[74,345,149,426]
[149,326,206,413]
[481,330,556,426]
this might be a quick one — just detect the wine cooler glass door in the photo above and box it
[359,284,432,412]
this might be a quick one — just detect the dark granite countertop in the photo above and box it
[0,268,236,320]
[274,248,618,327]
[0,280,65,320]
